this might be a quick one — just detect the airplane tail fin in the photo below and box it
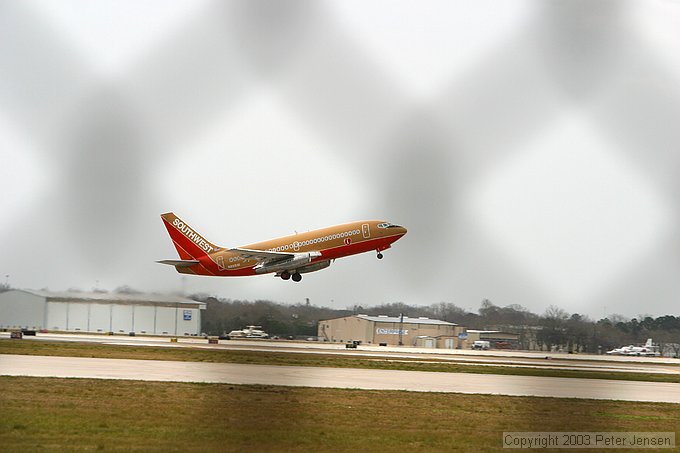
[645,338,653,347]
[160,212,221,260]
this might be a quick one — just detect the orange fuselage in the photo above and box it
[161,214,407,277]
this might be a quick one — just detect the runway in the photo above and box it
[2,354,680,403]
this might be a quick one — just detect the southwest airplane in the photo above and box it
[158,212,407,282]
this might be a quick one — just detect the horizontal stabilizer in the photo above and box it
[156,259,200,268]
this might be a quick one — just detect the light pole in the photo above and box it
[398,312,404,346]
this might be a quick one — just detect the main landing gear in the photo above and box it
[280,270,302,282]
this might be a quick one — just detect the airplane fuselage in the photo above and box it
[160,214,407,280]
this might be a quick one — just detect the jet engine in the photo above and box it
[254,251,322,274]
[297,260,331,274]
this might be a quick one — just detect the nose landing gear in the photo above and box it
[377,252,384,259]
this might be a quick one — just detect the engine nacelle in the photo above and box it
[255,252,322,274]
[297,260,331,274]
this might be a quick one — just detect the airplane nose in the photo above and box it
[399,226,408,236]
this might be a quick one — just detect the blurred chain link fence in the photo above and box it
[1,0,678,314]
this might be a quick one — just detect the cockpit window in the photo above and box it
[378,223,402,229]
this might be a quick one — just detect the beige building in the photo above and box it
[318,314,466,348]
[465,330,520,349]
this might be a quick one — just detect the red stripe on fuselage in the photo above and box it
[316,233,404,261]
[206,232,405,277]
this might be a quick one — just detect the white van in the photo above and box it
[472,340,490,350]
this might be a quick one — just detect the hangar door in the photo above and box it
[111,304,133,333]
[156,306,177,335]
[47,302,68,330]
[67,303,89,331]
[89,304,111,332]
[134,306,156,334]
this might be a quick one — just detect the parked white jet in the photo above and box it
[606,339,659,356]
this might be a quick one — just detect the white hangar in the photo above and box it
[0,289,206,335]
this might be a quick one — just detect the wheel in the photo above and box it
[377,252,383,259]
[292,273,302,282]
[280,270,291,280]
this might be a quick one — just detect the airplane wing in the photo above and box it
[229,248,294,264]
[156,259,200,267]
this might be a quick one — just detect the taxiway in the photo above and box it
[2,332,679,377]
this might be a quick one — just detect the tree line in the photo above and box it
[3,283,677,355]
[193,295,680,356]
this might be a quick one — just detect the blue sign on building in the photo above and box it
[183,310,192,321]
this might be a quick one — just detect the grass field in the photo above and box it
[1,338,679,383]
[1,376,679,452]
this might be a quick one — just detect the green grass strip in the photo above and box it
[1,338,679,383]
[1,376,679,452]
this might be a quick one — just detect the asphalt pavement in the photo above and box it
[2,354,680,403]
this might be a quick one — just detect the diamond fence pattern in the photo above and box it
[1,0,678,315]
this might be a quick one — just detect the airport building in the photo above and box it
[318,314,466,348]
[465,330,520,349]
[0,289,206,335]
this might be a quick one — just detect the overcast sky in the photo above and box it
[1,0,679,319]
